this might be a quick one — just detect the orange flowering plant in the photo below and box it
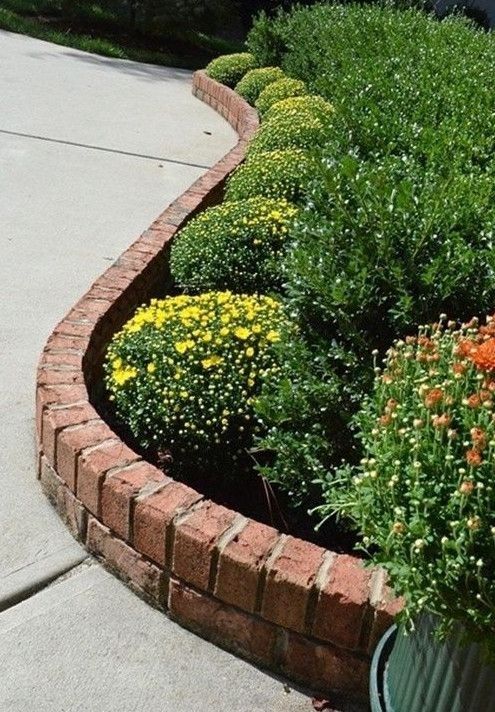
[323,314,495,656]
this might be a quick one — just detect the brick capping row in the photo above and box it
[35,70,400,702]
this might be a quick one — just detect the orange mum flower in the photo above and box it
[424,388,443,408]
[459,480,475,495]
[471,427,487,450]
[467,394,481,409]
[470,338,495,372]
[432,413,451,428]
[466,449,482,467]
[456,339,476,358]
[452,362,467,376]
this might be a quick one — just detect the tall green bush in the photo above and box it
[248,4,495,509]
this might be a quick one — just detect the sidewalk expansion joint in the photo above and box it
[0,556,93,615]
[0,128,212,169]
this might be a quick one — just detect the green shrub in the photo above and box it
[246,95,336,156]
[255,77,308,115]
[255,4,495,169]
[245,4,495,510]
[255,151,495,503]
[225,149,316,204]
[263,95,335,124]
[235,66,285,105]
[170,197,298,293]
[205,52,258,87]
[247,108,335,155]
[246,8,291,66]
[105,291,292,473]
[324,317,495,657]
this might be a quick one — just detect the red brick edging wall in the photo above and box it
[35,69,400,702]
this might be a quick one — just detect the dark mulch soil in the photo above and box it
[95,394,358,554]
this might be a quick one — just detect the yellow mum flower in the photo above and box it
[246,347,255,358]
[266,330,281,343]
[147,362,157,374]
[175,341,189,354]
[202,355,224,370]
[235,327,251,340]
[113,366,137,386]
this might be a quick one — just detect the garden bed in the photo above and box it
[35,70,398,704]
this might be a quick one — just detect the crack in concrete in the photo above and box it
[0,128,212,169]
[0,556,92,614]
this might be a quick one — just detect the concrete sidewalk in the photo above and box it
[0,30,311,711]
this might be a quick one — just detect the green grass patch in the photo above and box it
[0,1,243,69]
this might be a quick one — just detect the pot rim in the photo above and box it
[370,624,397,712]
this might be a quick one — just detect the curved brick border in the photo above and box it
[35,70,400,703]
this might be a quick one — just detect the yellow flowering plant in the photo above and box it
[170,197,298,293]
[225,149,316,204]
[263,95,335,124]
[205,52,258,88]
[105,292,292,474]
[322,315,495,657]
[234,66,285,105]
[255,77,308,116]
[246,96,335,156]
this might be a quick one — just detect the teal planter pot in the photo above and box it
[370,617,495,712]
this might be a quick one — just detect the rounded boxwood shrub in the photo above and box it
[225,149,316,204]
[235,66,285,105]
[247,109,333,155]
[255,77,308,116]
[263,95,335,124]
[170,196,298,293]
[205,53,258,88]
[105,292,292,471]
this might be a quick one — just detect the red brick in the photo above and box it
[93,270,133,293]
[71,298,112,321]
[87,518,166,604]
[215,520,279,613]
[57,484,88,541]
[261,536,325,634]
[39,352,83,369]
[312,554,372,650]
[368,575,403,653]
[85,285,123,301]
[176,191,204,214]
[54,320,95,338]
[56,421,114,490]
[127,241,158,257]
[133,481,201,566]
[39,456,63,505]
[158,204,191,229]
[37,367,85,387]
[36,384,87,438]
[44,333,89,352]
[42,402,98,465]
[283,632,369,701]
[139,225,176,249]
[117,251,154,272]
[101,462,167,540]
[168,578,276,666]
[100,265,140,289]
[172,501,236,591]
[76,440,140,516]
